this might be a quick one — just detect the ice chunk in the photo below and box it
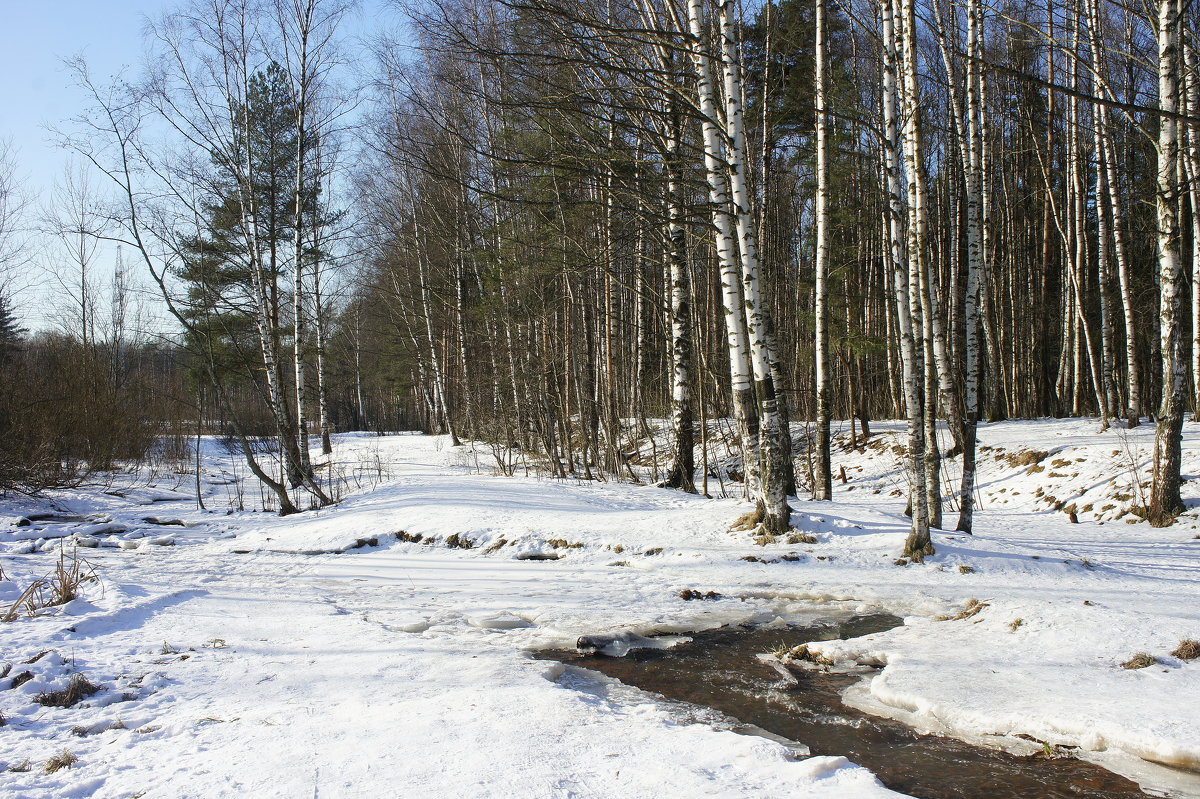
[466,612,533,629]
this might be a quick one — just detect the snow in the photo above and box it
[0,420,1198,797]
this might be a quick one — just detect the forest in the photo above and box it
[3,0,1196,560]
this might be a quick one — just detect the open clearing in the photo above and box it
[2,419,1199,798]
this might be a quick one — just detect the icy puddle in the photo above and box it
[539,615,1154,799]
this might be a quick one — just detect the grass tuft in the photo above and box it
[43,750,77,774]
[1002,449,1049,468]
[1171,639,1200,660]
[730,507,764,532]
[1121,653,1156,670]
[35,673,103,708]
[782,644,831,666]
[936,598,989,621]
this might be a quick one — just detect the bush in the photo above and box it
[0,335,188,493]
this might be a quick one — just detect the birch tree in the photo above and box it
[1148,0,1185,524]
[813,0,833,502]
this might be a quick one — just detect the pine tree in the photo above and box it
[177,61,328,502]
[0,292,24,361]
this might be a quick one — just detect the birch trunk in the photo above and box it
[957,0,984,533]
[662,91,696,493]
[715,0,792,532]
[686,0,762,512]
[1149,0,1185,523]
[882,0,931,558]
[896,0,943,532]
[813,0,833,501]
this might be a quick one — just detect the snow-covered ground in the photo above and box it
[1,420,1198,798]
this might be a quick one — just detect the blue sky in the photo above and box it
[1,0,394,202]
[0,0,395,327]
[0,1,176,196]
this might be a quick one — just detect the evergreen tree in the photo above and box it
[177,62,323,387]
[0,291,24,361]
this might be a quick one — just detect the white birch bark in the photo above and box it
[895,0,943,532]
[714,0,792,532]
[1150,0,1185,522]
[813,0,833,502]
[686,0,761,509]
[957,0,984,533]
[882,0,930,558]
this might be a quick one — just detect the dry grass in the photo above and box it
[73,719,127,737]
[1172,639,1200,660]
[444,533,474,550]
[1,548,98,623]
[1,578,48,623]
[1008,618,1024,632]
[1001,449,1049,468]
[730,507,764,532]
[1121,653,1156,670]
[958,564,976,574]
[782,644,831,666]
[35,673,103,708]
[786,532,817,544]
[936,598,989,621]
[43,750,77,774]
[50,548,97,604]
[7,760,31,773]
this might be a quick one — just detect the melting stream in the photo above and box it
[539,615,1154,799]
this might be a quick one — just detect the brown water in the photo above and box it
[539,616,1155,799]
